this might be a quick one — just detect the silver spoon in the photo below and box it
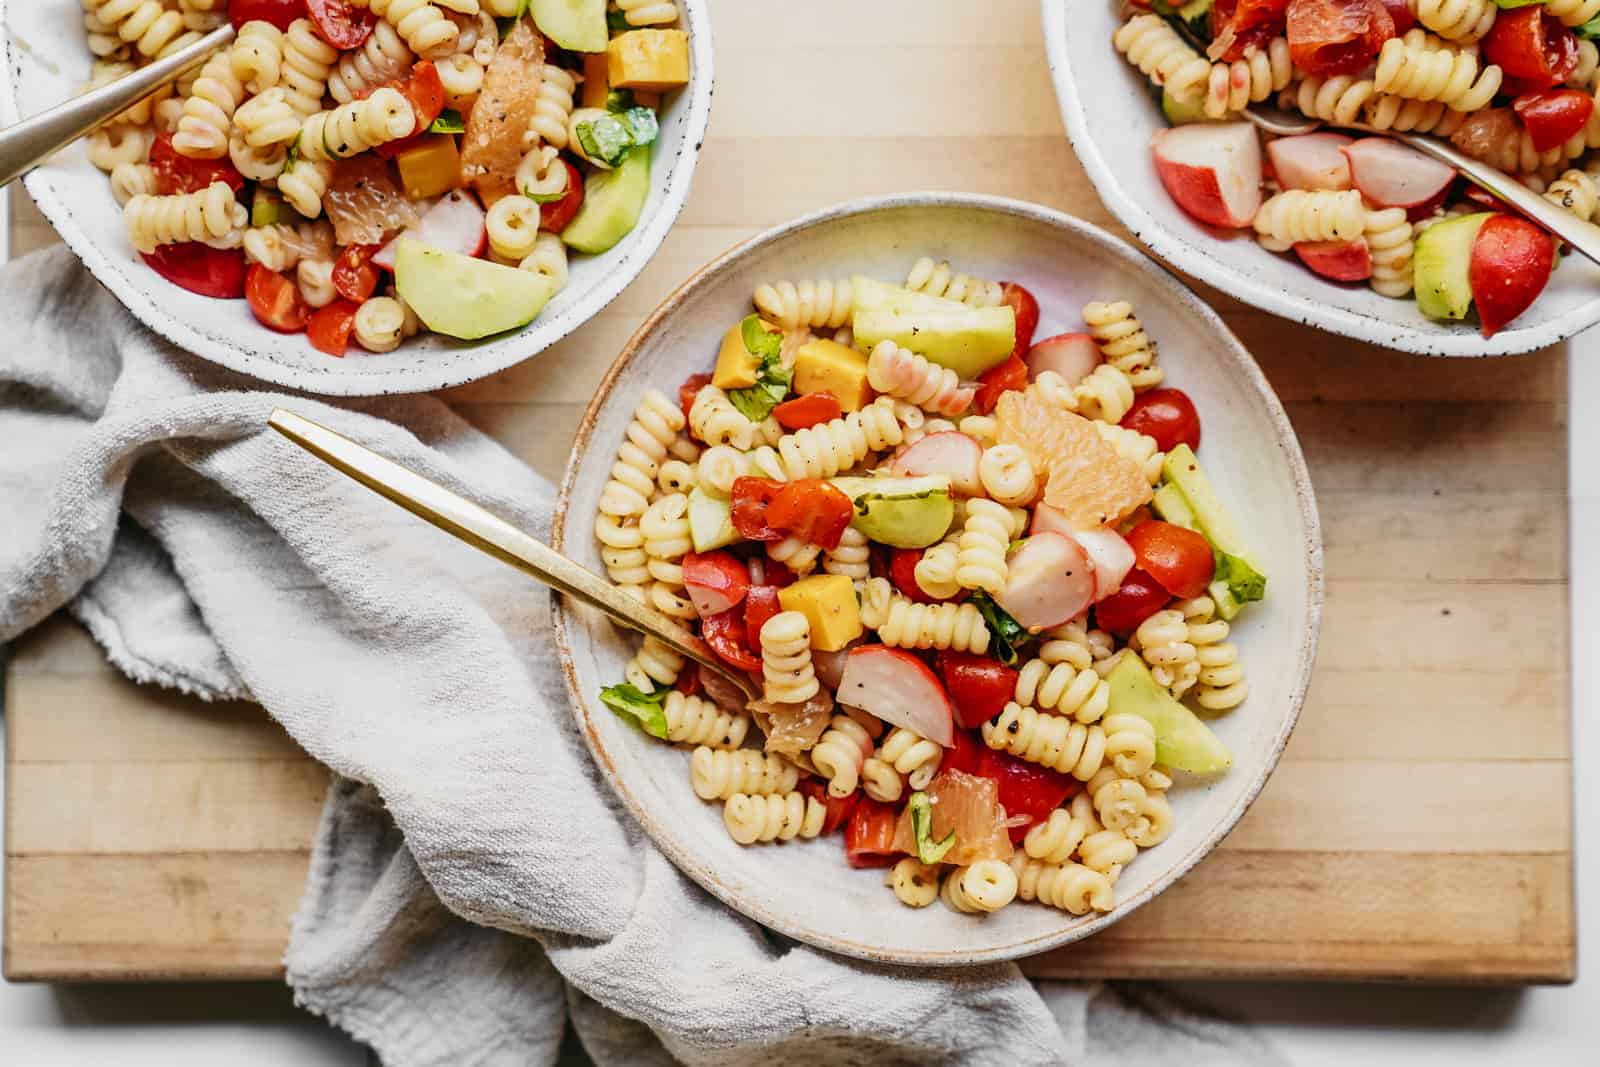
[0,24,236,190]
[266,408,763,704]
[1242,103,1600,266]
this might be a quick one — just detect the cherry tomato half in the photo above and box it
[773,391,842,431]
[1513,88,1594,153]
[1093,566,1172,636]
[888,548,939,604]
[148,131,244,195]
[799,779,859,836]
[540,161,586,234]
[679,372,712,421]
[141,243,246,299]
[999,281,1040,361]
[1286,0,1396,80]
[743,585,783,654]
[402,60,445,133]
[974,355,1028,416]
[1120,388,1201,453]
[766,479,853,551]
[974,745,1080,843]
[729,477,785,542]
[306,0,375,49]
[844,798,903,868]
[306,299,360,357]
[1126,520,1216,599]
[673,663,702,697]
[702,606,762,673]
[1484,6,1577,88]
[230,0,307,33]
[245,263,312,333]
[332,244,381,303]
[940,726,987,777]
[936,650,1019,730]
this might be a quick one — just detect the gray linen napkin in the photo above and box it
[0,247,1284,1067]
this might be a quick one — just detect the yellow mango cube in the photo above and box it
[794,339,872,412]
[607,29,690,92]
[583,53,661,108]
[778,575,863,652]
[395,135,461,201]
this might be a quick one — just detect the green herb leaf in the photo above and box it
[605,88,638,113]
[285,131,300,168]
[1213,549,1266,606]
[618,105,659,146]
[727,314,792,422]
[599,683,670,740]
[428,108,465,134]
[607,8,632,32]
[575,115,634,168]
[1579,12,1600,37]
[970,592,1026,668]
[909,792,956,865]
[741,313,783,361]
[1494,0,1547,8]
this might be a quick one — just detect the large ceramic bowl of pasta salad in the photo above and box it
[0,0,711,394]
[1045,0,1600,356]
[551,193,1322,964]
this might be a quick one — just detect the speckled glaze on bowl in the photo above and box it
[1043,0,1600,357]
[0,0,713,396]
[551,193,1323,966]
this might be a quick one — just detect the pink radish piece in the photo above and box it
[891,432,983,497]
[1266,132,1354,191]
[1343,138,1455,209]
[1151,122,1263,229]
[836,645,954,747]
[1025,333,1101,388]
[682,551,750,618]
[994,531,1095,632]
[1029,502,1073,540]
[372,189,488,270]
[1294,239,1373,282]
[1070,526,1136,602]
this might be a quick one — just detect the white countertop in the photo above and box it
[0,187,1591,1064]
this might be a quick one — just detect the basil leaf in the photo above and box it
[618,105,659,147]
[1579,13,1600,37]
[741,313,784,361]
[605,88,638,113]
[727,315,792,422]
[599,683,670,740]
[909,792,956,865]
[285,131,300,168]
[576,115,633,167]
[1213,549,1266,606]
[428,108,465,134]
[970,592,1026,668]
[607,8,632,32]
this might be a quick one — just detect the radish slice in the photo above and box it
[682,551,750,618]
[1343,138,1455,209]
[891,432,983,497]
[1070,527,1136,602]
[1151,122,1263,229]
[1293,238,1373,282]
[1029,502,1073,540]
[994,532,1095,632]
[372,189,487,271]
[1025,333,1101,388]
[836,646,954,746]
[1267,132,1354,192]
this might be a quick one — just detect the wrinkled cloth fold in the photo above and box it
[0,247,1283,1067]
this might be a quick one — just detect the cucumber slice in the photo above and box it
[528,0,606,52]
[687,487,738,552]
[830,475,954,549]
[1413,212,1491,322]
[853,303,1016,381]
[394,239,555,340]
[561,144,651,255]
[1104,653,1232,773]
[251,188,284,227]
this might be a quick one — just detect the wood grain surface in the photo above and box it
[3,0,1574,984]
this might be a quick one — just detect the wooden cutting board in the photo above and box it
[3,0,1574,984]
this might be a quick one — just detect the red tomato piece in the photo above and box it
[799,779,860,836]
[999,282,1040,360]
[678,372,712,421]
[673,663,702,697]
[941,727,987,777]
[1094,567,1173,636]
[743,585,783,653]
[306,299,360,357]
[766,479,853,551]
[245,263,312,333]
[306,0,375,49]
[1514,88,1594,152]
[540,161,586,233]
[1470,214,1556,338]
[140,243,246,299]
[682,551,750,617]
[888,548,937,604]
[773,392,843,431]
[937,650,1019,730]
[331,244,381,303]
[974,355,1028,416]
[1120,388,1202,453]
[1484,7,1578,87]
[702,607,762,673]
[762,559,798,588]
[1286,0,1394,80]
[973,746,1081,843]
[403,60,445,132]
[730,477,786,542]
[1375,0,1413,33]
[1126,521,1216,599]
[148,132,245,195]
[230,0,306,33]
[844,798,903,868]
[1212,0,1291,61]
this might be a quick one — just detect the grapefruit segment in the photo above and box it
[995,388,1151,530]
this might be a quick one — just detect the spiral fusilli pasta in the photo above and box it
[85,0,188,58]
[109,161,158,205]
[486,194,543,260]
[1254,189,1366,251]
[955,498,1013,595]
[688,384,754,449]
[1032,365,1136,425]
[299,87,416,161]
[691,747,800,801]
[1545,166,1600,222]
[811,713,874,798]
[879,599,991,654]
[866,341,975,417]
[1008,854,1115,915]
[1131,608,1199,699]
[1180,596,1250,711]
[1547,0,1600,26]
[624,634,682,691]
[941,860,1019,913]
[348,296,408,353]
[172,50,246,159]
[858,576,895,630]
[1365,207,1416,299]
[752,279,853,330]
[231,19,284,94]
[904,257,1003,307]
[1013,658,1110,724]
[86,125,152,171]
[519,231,570,294]
[1112,14,1210,103]
[977,444,1038,506]
[662,691,749,749]
[1092,422,1164,486]
[1374,30,1502,111]
[1281,75,1376,125]
[1361,92,1466,135]
[276,18,340,117]
[761,611,820,705]
[615,0,680,26]
[1083,300,1161,391]
[328,17,412,104]
[1414,0,1496,43]
[243,220,334,272]
[353,0,461,58]
[1202,38,1293,118]
[601,389,682,520]
[983,702,1111,780]
[526,64,579,149]
[124,181,246,253]
[641,491,694,616]
[913,538,962,601]
[822,525,871,581]
[722,791,826,845]
[876,727,942,790]
[774,398,905,480]
[888,858,940,907]
[1023,806,1092,866]
[596,513,650,591]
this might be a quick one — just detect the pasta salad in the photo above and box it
[83,0,689,356]
[1111,0,1593,337]
[593,259,1267,918]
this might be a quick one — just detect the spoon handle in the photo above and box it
[0,25,235,190]
[1390,130,1600,268]
[266,409,757,701]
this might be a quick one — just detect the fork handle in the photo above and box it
[0,25,235,190]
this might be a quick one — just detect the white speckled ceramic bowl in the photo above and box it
[1043,0,1600,357]
[0,1,712,395]
[552,193,1323,965]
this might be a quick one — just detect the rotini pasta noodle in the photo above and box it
[1202,38,1292,119]
[352,0,461,59]
[1112,14,1211,103]
[234,88,301,150]
[1013,658,1110,724]
[351,296,410,353]
[243,220,334,272]
[328,17,413,104]
[84,59,163,127]
[752,279,853,330]
[1179,596,1250,711]
[761,611,821,706]
[879,599,991,654]
[656,458,697,494]
[296,257,339,308]
[858,576,894,631]
[615,0,680,26]
[904,257,1004,307]
[596,513,650,591]
[624,634,682,692]
[1545,167,1600,222]
[1547,0,1600,27]
[663,691,749,749]
[913,538,962,601]
[1008,854,1115,915]
[1281,75,1376,125]
[124,181,246,253]
[601,389,683,520]
[640,488,692,586]
[519,232,570,294]
[941,860,1019,914]
[1365,207,1416,299]
[1100,713,1158,779]
[822,525,871,581]
[774,398,905,480]
[888,858,940,908]
[486,195,543,260]
[723,791,826,845]
[1032,365,1136,424]
[811,713,873,797]
[1041,619,1115,669]
[109,161,157,205]
[959,414,998,446]
[955,498,1012,595]
[1361,93,1466,136]
[84,4,130,61]
[1083,300,1162,391]
[1253,189,1366,251]
[688,384,754,449]
[875,727,942,790]
[861,755,904,803]
[691,747,800,801]
[1093,421,1163,485]
[694,443,781,497]
[1078,827,1138,880]
[1085,766,1148,833]
[300,88,417,161]
[1131,608,1199,699]
[86,125,152,172]
[982,702,1108,781]
[977,444,1038,506]
[1374,30,1502,111]
[1023,806,1092,866]
[173,49,247,159]
[866,341,975,417]
[437,54,486,107]
[85,0,188,59]
[279,158,333,219]
[526,64,578,149]
[1413,0,1496,43]
[231,19,285,93]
